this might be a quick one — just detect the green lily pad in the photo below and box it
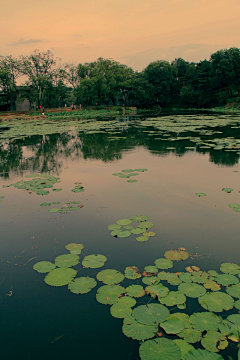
[235,299,240,310]
[96,285,125,305]
[178,328,202,343]
[144,265,158,273]
[124,225,134,230]
[49,208,60,213]
[130,215,149,222]
[173,339,194,358]
[112,173,123,176]
[214,273,239,286]
[52,188,62,192]
[65,243,84,254]
[208,270,219,277]
[37,190,50,195]
[53,201,60,204]
[199,292,234,312]
[139,338,181,360]
[155,258,173,269]
[165,250,189,261]
[117,296,136,307]
[0,196,4,199]
[190,271,209,284]
[124,266,141,279]
[195,193,207,197]
[142,276,159,285]
[121,169,134,172]
[122,315,158,341]
[190,313,220,332]
[127,180,137,183]
[227,284,240,298]
[59,209,68,214]
[160,317,185,334]
[145,283,169,299]
[159,291,186,306]
[44,267,77,286]
[179,272,192,283]
[204,280,221,291]
[126,284,145,298]
[111,229,132,237]
[134,168,148,172]
[68,206,80,211]
[201,331,228,352]
[97,269,124,285]
[158,272,182,286]
[72,201,81,204]
[220,262,240,275]
[222,188,233,193]
[71,188,84,192]
[131,228,144,234]
[68,276,97,294]
[184,349,224,359]
[119,175,130,178]
[136,236,149,242]
[40,202,51,206]
[116,219,132,226]
[178,283,206,298]
[82,254,107,268]
[138,221,154,229]
[110,303,132,318]
[108,224,122,230]
[33,261,56,273]
[55,254,79,267]
[168,313,191,329]
[132,304,170,325]
[143,231,156,237]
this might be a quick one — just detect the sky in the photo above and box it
[1,0,240,71]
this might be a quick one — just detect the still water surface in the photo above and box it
[1,114,240,359]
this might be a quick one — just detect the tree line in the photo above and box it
[0,48,240,110]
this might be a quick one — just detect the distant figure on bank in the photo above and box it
[74,104,77,110]
[42,107,45,115]
[65,104,67,108]
[71,104,74,111]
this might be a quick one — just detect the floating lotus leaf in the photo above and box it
[121,169,134,172]
[228,203,240,209]
[160,317,185,334]
[214,274,239,286]
[82,254,107,268]
[96,269,124,284]
[49,208,60,213]
[116,219,132,225]
[130,215,149,222]
[134,168,148,172]
[55,254,79,267]
[138,221,154,229]
[128,173,139,177]
[168,313,191,329]
[0,196,5,199]
[201,331,228,352]
[195,193,207,197]
[68,276,97,294]
[145,283,169,299]
[111,229,132,238]
[124,225,134,230]
[96,285,125,305]
[155,258,173,269]
[117,296,136,307]
[33,261,56,273]
[132,304,170,325]
[139,338,181,360]
[37,190,50,195]
[71,188,84,192]
[183,349,224,360]
[161,272,182,286]
[110,303,132,318]
[222,188,233,193]
[122,315,158,341]
[112,173,123,176]
[40,202,51,206]
[190,271,209,284]
[218,319,233,336]
[199,292,234,312]
[208,270,219,277]
[220,262,240,275]
[227,314,240,326]
[72,201,81,204]
[131,228,144,234]
[53,201,60,204]
[142,276,159,285]
[190,313,220,332]
[143,232,156,237]
[69,206,80,211]
[59,209,68,214]
[204,281,221,291]
[125,266,141,279]
[165,250,189,261]
[52,188,62,192]
[226,283,240,298]
[127,180,137,183]
[44,267,77,286]
[179,272,192,283]
[178,328,202,343]
[159,291,186,306]
[126,284,145,298]
[119,175,130,178]
[173,339,194,358]
[178,283,206,298]
[65,243,84,255]
[136,236,149,242]
[144,265,158,273]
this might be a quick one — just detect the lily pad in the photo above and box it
[82,254,107,268]
[226,283,240,298]
[178,283,206,298]
[108,224,122,230]
[37,190,50,195]
[139,338,181,360]
[68,276,97,294]
[49,208,60,213]
[131,228,144,235]
[204,280,221,291]
[199,292,234,312]
[159,291,186,307]
[117,296,136,307]
[179,272,192,283]
[0,196,5,199]
[155,258,173,269]
[121,169,134,172]
[110,303,132,318]
[183,349,224,359]
[53,201,60,204]
[116,219,132,226]
[173,339,194,358]
[71,188,84,192]
[124,225,134,230]
[55,254,79,267]
[97,269,124,285]
[122,315,158,341]
[40,202,51,206]
[145,283,169,299]
[132,304,170,325]
[190,271,209,284]
[130,215,149,222]
[144,265,158,274]
[220,262,240,275]
[136,236,149,242]
[52,188,62,192]
[125,266,141,279]
[214,273,239,286]
[112,173,123,176]
[44,267,77,286]
[111,229,132,238]
[222,188,233,193]
[33,261,56,273]
[160,317,185,334]
[190,313,220,332]
[178,328,202,343]
[201,331,228,352]
[119,175,130,178]
[165,250,189,261]
[134,168,148,172]
[195,193,207,197]
[127,180,137,183]
[143,232,156,237]
[65,243,84,255]
[126,284,145,298]
[138,221,154,229]
[142,276,159,285]
[96,285,125,305]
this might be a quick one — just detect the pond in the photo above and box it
[1,113,240,360]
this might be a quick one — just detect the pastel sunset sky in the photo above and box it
[1,0,240,70]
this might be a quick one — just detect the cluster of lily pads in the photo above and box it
[0,195,5,203]
[112,169,148,183]
[2,174,61,195]
[71,182,85,193]
[33,243,240,359]
[108,216,155,242]
[40,200,83,214]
